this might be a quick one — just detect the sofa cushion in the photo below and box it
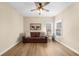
[30,32,40,37]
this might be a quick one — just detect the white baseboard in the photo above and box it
[0,41,20,56]
[56,39,79,55]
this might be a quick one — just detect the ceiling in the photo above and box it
[9,2,72,17]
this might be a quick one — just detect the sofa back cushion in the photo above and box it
[30,32,40,37]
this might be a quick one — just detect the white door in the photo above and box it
[46,24,52,40]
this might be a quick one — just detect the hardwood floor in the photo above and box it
[2,40,78,56]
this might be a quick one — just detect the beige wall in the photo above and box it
[0,3,23,55]
[55,3,79,53]
[24,17,54,37]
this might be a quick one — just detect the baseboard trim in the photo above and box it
[56,40,79,55]
[0,41,20,56]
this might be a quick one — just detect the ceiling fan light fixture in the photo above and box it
[39,9,42,12]
[30,2,50,15]
[37,9,42,14]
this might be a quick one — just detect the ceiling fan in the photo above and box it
[30,2,50,15]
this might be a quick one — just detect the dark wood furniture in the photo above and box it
[22,32,47,43]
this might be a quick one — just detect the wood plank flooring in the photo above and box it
[2,40,79,56]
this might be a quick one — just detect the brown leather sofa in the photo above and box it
[22,32,47,43]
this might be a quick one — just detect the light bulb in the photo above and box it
[37,9,42,13]
[39,9,42,13]
[37,9,43,15]
[37,10,40,13]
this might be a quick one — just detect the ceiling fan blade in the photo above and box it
[44,9,49,12]
[34,2,50,7]
[43,2,50,7]
[42,8,49,12]
[30,9,36,12]
[34,2,40,7]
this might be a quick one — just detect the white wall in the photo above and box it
[0,3,23,55]
[24,17,54,37]
[55,3,79,53]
